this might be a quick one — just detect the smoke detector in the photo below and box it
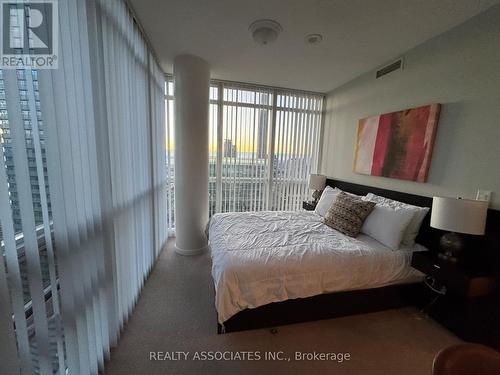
[249,19,283,45]
[305,33,323,45]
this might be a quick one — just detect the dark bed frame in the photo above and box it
[216,179,497,334]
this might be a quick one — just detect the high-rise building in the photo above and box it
[256,109,268,159]
[223,138,237,158]
[0,69,52,308]
[0,69,50,241]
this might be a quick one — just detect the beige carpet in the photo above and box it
[105,239,460,374]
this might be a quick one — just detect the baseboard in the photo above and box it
[174,243,208,256]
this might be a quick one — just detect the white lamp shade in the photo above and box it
[308,174,326,190]
[430,196,488,235]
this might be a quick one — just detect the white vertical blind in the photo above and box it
[150,53,169,259]
[0,0,169,374]
[25,67,65,375]
[0,73,35,375]
[0,242,20,374]
[215,83,274,213]
[208,85,219,216]
[165,80,176,232]
[4,69,53,375]
[167,79,322,222]
[270,91,323,211]
[202,82,324,215]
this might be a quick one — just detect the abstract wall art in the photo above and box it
[353,104,441,183]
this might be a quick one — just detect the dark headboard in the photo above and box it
[326,178,500,263]
[326,178,439,250]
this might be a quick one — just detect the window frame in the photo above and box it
[164,76,326,220]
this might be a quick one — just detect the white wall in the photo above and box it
[321,5,500,209]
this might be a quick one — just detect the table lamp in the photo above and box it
[308,174,326,203]
[430,196,488,262]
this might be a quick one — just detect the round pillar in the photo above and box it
[173,55,210,255]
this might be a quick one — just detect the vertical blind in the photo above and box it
[165,81,176,232]
[165,79,323,221]
[270,91,324,211]
[0,1,169,374]
[205,82,324,216]
[208,85,219,216]
[218,83,274,213]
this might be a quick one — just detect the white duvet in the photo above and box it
[208,210,424,324]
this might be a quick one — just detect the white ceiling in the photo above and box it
[129,0,499,93]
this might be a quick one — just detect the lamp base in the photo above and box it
[438,232,465,263]
[312,189,323,203]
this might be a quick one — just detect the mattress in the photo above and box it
[208,210,425,324]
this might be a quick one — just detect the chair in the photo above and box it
[432,343,500,375]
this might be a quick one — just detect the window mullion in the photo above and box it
[266,90,277,210]
[215,83,223,213]
[316,96,327,174]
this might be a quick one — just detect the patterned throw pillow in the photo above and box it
[324,192,376,237]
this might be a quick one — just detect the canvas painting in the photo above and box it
[353,104,441,182]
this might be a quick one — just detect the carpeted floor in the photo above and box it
[104,239,460,374]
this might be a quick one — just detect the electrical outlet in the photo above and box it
[476,189,492,202]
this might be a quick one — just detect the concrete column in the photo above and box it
[174,55,210,255]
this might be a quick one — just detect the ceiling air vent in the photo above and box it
[376,58,403,79]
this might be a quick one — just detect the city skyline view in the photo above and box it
[165,80,323,222]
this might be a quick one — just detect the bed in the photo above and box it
[210,210,425,325]
[208,179,439,333]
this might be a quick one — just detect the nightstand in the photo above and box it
[412,251,498,298]
[302,201,317,211]
[411,251,500,348]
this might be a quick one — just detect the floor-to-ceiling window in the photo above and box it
[1,67,62,374]
[216,83,273,213]
[165,78,324,223]
[208,85,219,216]
[1,1,169,373]
[165,81,176,231]
[270,91,324,211]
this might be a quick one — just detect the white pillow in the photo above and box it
[314,187,364,217]
[363,193,430,246]
[314,186,341,217]
[361,205,415,250]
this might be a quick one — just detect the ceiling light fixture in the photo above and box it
[249,19,283,46]
[305,33,323,45]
